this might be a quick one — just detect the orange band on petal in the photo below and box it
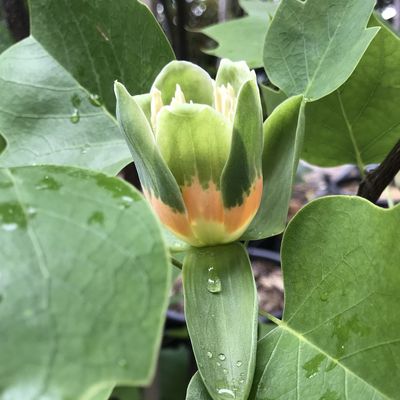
[224,177,263,234]
[143,189,193,241]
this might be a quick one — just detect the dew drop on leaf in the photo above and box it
[320,291,329,302]
[118,358,127,368]
[207,266,221,293]
[216,388,235,399]
[70,108,80,124]
[236,360,242,367]
[89,93,103,107]
[218,353,226,361]
[207,351,213,359]
[2,223,18,232]
[71,93,81,108]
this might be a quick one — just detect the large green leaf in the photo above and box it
[0,38,131,174]
[242,95,305,240]
[303,15,400,168]
[201,0,277,68]
[252,197,400,399]
[264,0,378,101]
[0,165,171,399]
[29,0,174,114]
[183,243,258,400]
[0,0,174,172]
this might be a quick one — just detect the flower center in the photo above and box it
[150,83,237,130]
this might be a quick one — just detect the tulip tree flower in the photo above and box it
[114,59,263,247]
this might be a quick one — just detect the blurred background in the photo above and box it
[0,1,399,399]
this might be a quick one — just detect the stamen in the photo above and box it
[170,84,186,107]
[150,87,163,130]
[214,83,236,123]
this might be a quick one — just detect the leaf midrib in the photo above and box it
[304,0,350,99]
[270,315,391,400]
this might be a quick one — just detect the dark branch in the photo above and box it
[357,139,400,203]
[2,0,29,41]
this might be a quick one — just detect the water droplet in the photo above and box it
[207,266,221,293]
[325,361,337,372]
[120,195,134,209]
[302,353,325,379]
[71,94,81,108]
[27,206,37,217]
[89,93,103,107]
[0,202,27,230]
[223,368,228,374]
[216,388,235,399]
[207,351,213,359]
[70,108,80,124]
[81,144,90,154]
[118,358,127,367]
[320,291,329,302]
[216,362,221,367]
[87,211,105,226]
[35,176,62,191]
[218,353,226,361]
[236,360,242,367]
[2,222,18,231]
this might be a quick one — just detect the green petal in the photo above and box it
[114,82,185,212]
[152,60,214,106]
[242,95,305,240]
[156,104,231,188]
[133,93,151,123]
[221,78,263,208]
[215,58,254,95]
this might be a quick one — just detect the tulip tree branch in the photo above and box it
[357,139,400,204]
[1,0,29,41]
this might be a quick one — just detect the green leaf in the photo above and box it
[186,372,212,400]
[0,0,174,172]
[259,83,287,116]
[253,197,400,399]
[201,0,276,68]
[111,386,141,400]
[242,95,305,240]
[264,0,379,101]
[114,82,185,212]
[0,165,171,399]
[303,15,400,168]
[183,243,258,400]
[0,38,131,174]
[29,0,174,114]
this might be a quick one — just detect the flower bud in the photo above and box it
[115,59,264,247]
